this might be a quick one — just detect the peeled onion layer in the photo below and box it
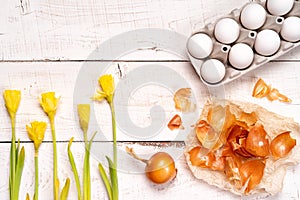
[184,100,300,196]
[270,131,296,160]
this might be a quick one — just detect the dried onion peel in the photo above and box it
[173,88,196,113]
[245,124,270,158]
[167,114,184,130]
[185,100,300,196]
[252,78,291,103]
[239,159,265,194]
[270,131,296,160]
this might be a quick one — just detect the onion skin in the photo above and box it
[239,159,265,194]
[167,114,184,130]
[145,152,177,184]
[252,78,292,102]
[227,125,253,158]
[195,120,218,149]
[252,78,270,98]
[267,88,292,103]
[245,124,270,157]
[188,146,225,171]
[173,88,196,112]
[270,131,296,160]
[223,144,243,188]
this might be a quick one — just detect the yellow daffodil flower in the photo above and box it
[39,91,69,200]
[3,90,21,119]
[4,89,25,200]
[39,92,60,121]
[77,104,90,133]
[93,74,118,200]
[93,74,115,103]
[26,121,47,151]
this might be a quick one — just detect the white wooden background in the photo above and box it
[0,0,300,199]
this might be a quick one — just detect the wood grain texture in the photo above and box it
[0,0,300,199]
[0,142,299,200]
[0,61,299,142]
[1,0,299,61]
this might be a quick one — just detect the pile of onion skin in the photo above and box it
[188,104,296,194]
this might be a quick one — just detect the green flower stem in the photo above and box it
[34,151,39,200]
[109,102,117,167]
[67,138,82,200]
[109,100,118,200]
[49,117,58,200]
[10,117,16,199]
[83,130,90,200]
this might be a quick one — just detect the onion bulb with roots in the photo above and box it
[126,147,177,184]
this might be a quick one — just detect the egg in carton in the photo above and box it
[187,0,300,87]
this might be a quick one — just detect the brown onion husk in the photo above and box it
[238,111,258,127]
[252,78,292,103]
[239,159,265,194]
[188,146,225,171]
[223,143,243,188]
[173,88,196,113]
[267,88,292,103]
[270,131,296,160]
[227,125,253,158]
[208,105,237,150]
[167,114,184,130]
[245,124,270,157]
[195,120,218,149]
[185,100,300,196]
[252,78,270,98]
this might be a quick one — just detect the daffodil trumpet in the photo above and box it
[26,121,47,200]
[93,74,118,200]
[4,90,25,200]
[68,104,97,200]
[39,92,70,200]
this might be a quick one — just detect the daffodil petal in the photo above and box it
[99,74,115,96]
[3,90,21,119]
[26,121,47,150]
[39,92,60,118]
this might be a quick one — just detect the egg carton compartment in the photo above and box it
[187,0,300,87]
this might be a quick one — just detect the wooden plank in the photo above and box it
[0,142,299,199]
[0,61,299,142]
[1,0,300,61]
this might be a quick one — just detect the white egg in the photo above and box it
[214,18,240,44]
[254,29,281,56]
[267,0,294,16]
[280,16,300,42]
[240,3,267,30]
[200,59,226,84]
[187,33,213,59]
[229,43,254,70]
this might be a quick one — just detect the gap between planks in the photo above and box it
[0,60,300,63]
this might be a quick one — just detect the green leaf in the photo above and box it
[106,157,118,200]
[83,151,90,200]
[60,178,70,200]
[9,142,14,199]
[67,138,81,200]
[98,163,112,200]
[13,146,25,200]
[87,132,97,152]
[83,131,96,200]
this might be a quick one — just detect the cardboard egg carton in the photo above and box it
[187,0,300,87]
